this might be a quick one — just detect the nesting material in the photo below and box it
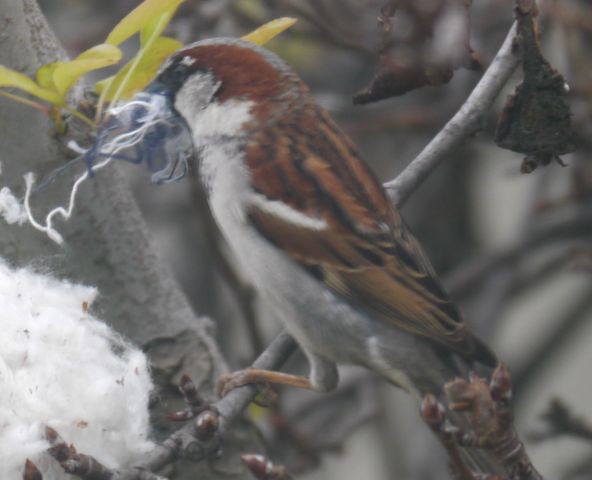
[0,187,28,225]
[0,261,155,479]
[0,92,193,245]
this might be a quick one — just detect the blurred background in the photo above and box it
[37,1,592,478]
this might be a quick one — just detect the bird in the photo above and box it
[145,37,497,399]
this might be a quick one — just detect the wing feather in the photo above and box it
[244,103,495,365]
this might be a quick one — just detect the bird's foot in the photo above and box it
[217,368,313,401]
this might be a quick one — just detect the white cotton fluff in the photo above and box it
[0,261,155,479]
[0,187,28,225]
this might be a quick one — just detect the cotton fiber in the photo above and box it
[0,261,155,478]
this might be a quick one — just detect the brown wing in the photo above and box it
[245,103,495,365]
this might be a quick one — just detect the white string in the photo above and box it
[23,94,171,245]
[23,157,112,244]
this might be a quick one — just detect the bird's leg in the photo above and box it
[217,368,313,398]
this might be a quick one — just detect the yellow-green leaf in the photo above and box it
[35,62,59,91]
[0,65,61,104]
[51,44,122,97]
[96,36,181,100]
[247,402,269,422]
[241,17,297,45]
[140,7,177,47]
[106,0,185,46]
[77,43,123,63]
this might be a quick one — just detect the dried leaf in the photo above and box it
[353,61,453,105]
[495,5,575,172]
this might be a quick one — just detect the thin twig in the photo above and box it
[263,375,378,471]
[108,14,529,480]
[281,0,374,56]
[44,333,295,479]
[469,162,547,339]
[529,398,592,444]
[384,22,520,207]
[513,288,592,401]
[424,365,543,480]
[422,394,477,480]
[446,208,592,299]
[136,332,297,474]
[45,426,168,480]
[28,8,546,480]
[41,333,295,479]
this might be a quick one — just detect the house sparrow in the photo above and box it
[146,38,496,397]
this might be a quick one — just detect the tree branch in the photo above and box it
[1,4,549,480]
[423,365,543,480]
[384,22,520,207]
[93,14,534,480]
[38,332,295,479]
[529,398,592,444]
[0,2,238,478]
[512,288,592,401]
[135,332,297,476]
[0,0,227,391]
[446,207,592,299]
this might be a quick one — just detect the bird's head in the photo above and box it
[146,38,306,142]
[83,39,307,185]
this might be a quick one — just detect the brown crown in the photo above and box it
[174,41,306,118]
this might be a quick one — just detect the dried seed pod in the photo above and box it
[495,4,575,172]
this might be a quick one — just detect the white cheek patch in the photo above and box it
[173,72,221,115]
[174,74,253,140]
[177,98,254,140]
[251,193,328,231]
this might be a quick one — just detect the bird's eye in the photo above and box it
[171,63,189,79]
[159,60,193,92]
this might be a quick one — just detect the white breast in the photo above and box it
[186,99,383,368]
[199,144,358,362]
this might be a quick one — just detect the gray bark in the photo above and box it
[0,0,224,384]
[0,2,245,477]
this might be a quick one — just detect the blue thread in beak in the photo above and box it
[85,87,194,184]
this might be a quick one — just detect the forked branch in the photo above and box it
[384,22,520,207]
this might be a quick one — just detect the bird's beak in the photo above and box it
[143,79,170,98]
[90,81,194,184]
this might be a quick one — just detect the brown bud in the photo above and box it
[421,393,445,428]
[195,409,219,442]
[166,408,195,422]
[23,459,42,480]
[490,363,512,403]
[241,454,291,480]
[445,378,475,411]
[45,427,72,462]
[179,374,205,411]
